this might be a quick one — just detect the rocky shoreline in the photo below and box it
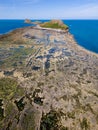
[0,25,98,130]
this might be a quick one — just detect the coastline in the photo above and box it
[0,25,98,130]
[0,25,98,56]
[0,25,98,57]
[0,19,98,54]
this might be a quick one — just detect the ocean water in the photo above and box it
[63,20,98,54]
[0,20,32,34]
[0,19,98,54]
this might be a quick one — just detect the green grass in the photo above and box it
[40,22,68,30]
[0,78,25,128]
[5,102,16,117]
[0,78,25,99]
[0,78,18,99]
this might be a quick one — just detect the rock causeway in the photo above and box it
[0,21,98,130]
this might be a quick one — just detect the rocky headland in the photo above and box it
[0,20,98,130]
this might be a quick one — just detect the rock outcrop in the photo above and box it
[24,19,32,24]
[0,24,98,130]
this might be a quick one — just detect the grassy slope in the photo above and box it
[40,21,68,30]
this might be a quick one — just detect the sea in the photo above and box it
[0,19,98,54]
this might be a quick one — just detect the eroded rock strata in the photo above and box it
[0,26,98,130]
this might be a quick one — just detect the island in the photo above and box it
[24,19,33,24]
[0,20,98,130]
[40,20,69,30]
[24,19,41,24]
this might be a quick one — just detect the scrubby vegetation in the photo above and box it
[0,78,18,99]
[0,78,25,100]
[0,78,25,128]
[40,20,68,30]
[40,110,61,130]
[40,110,69,130]
[80,118,90,130]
